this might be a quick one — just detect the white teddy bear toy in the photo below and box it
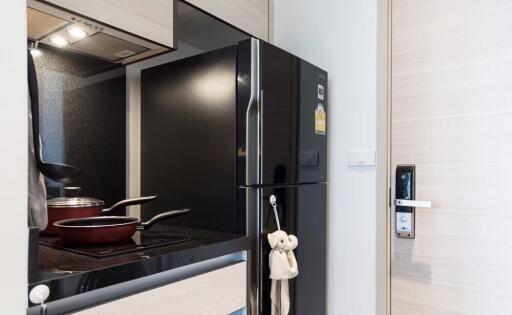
[267,230,299,315]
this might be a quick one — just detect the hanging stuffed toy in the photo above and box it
[267,195,299,315]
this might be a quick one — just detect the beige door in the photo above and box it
[391,1,512,314]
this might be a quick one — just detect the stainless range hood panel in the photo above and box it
[69,33,149,62]
[27,0,169,64]
[27,7,68,40]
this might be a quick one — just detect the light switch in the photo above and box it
[348,149,376,167]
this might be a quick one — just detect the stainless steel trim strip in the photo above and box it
[244,38,262,315]
[246,188,261,315]
[245,38,261,186]
[245,38,262,315]
[256,41,261,185]
[259,89,263,184]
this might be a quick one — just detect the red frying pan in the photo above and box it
[43,186,157,236]
[53,209,191,244]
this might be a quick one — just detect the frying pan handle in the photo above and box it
[102,196,158,213]
[138,209,191,231]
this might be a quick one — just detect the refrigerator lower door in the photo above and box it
[239,183,327,315]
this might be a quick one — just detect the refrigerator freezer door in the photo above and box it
[238,183,327,315]
[237,40,327,186]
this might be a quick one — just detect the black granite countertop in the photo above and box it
[29,225,250,303]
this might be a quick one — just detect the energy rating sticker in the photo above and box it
[315,104,326,135]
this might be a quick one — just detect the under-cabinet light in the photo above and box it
[67,26,88,39]
[30,49,42,57]
[49,36,69,47]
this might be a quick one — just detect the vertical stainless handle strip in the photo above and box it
[246,188,261,315]
[245,38,261,315]
[259,89,263,184]
[245,38,261,186]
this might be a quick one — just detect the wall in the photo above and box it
[274,1,379,314]
[35,45,126,210]
[0,1,28,313]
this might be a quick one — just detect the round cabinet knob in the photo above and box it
[29,284,50,305]
[399,215,408,223]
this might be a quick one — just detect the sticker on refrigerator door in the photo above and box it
[315,104,326,135]
[317,84,325,100]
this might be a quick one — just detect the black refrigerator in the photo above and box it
[141,38,327,315]
[237,39,327,315]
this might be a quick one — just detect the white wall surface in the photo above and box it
[274,1,379,314]
[0,1,29,314]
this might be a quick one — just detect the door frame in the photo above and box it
[376,0,391,314]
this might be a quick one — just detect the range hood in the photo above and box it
[27,0,169,64]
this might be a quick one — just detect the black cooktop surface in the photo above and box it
[40,231,190,258]
[31,225,251,305]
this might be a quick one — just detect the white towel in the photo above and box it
[270,278,290,315]
[268,230,299,315]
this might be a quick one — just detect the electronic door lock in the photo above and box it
[395,165,430,239]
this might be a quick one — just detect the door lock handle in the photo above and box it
[394,199,431,208]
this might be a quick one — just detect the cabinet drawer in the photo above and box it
[74,262,246,315]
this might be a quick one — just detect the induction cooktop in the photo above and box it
[40,231,190,258]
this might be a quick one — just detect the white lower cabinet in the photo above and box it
[74,262,247,315]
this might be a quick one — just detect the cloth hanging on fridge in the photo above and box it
[267,195,298,315]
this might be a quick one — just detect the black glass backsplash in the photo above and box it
[34,44,126,213]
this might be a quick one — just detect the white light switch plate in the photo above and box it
[348,149,376,167]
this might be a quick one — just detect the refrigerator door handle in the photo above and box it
[245,38,261,186]
[260,88,263,183]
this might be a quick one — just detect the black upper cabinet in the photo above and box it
[141,46,238,233]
